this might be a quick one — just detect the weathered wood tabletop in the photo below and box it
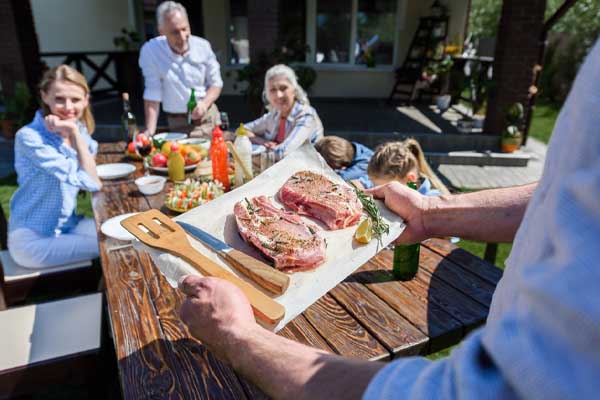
[93,142,502,399]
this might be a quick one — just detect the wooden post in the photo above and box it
[483,0,547,138]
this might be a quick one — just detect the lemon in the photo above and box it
[354,218,373,244]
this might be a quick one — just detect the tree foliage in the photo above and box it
[469,0,600,48]
[468,0,599,102]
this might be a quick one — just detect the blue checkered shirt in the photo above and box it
[244,101,324,157]
[9,111,100,237]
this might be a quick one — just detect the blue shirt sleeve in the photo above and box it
[338,160,370,181]
[365,122,600,400]
[244,112,272,138]
[16,128,100,192]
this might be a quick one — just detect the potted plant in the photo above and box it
[1,82,32,139]
[0,98,16,139]
[501,102,524,152]
[423,55,453,113]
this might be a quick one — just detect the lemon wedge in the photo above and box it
[354,218,373,244]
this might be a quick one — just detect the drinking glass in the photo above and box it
[260,150,275,172]
[219,112,230,131]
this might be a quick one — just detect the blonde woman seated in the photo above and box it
[244,64,324,157]
[8,65,102,269]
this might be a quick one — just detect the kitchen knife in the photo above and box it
[176,221,290,295]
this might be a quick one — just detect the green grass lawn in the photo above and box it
[528,99,561,144]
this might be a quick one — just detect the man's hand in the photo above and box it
[179,275,257,362]
[366,182,431,244]
[263,141,278,149]
[44,114,78,138]
[191,102,208,120]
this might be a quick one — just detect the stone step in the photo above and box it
[327,130,501,153]
[426,150,531,167]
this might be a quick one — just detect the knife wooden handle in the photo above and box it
[222,249,290,295]
[175,246,285,325]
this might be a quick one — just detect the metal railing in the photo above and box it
[40,51,141,95]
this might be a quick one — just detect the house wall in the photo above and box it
[31,0,136,91]
[31,0,134,53]
[209,0,470,98]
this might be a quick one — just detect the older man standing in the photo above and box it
[139,1,223,137]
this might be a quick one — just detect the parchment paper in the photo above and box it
[139,143,405,331]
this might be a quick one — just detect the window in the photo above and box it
[228,0,250,64]
[355,0,396,65]
[315,0,352,63]
[308,0,401,66]
[279,0,307,62]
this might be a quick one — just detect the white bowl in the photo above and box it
[135,175,167,195]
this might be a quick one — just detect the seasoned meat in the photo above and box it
[234,196,327,272]
[278,171,363,230]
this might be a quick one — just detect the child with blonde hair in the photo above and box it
[368,138,450,196]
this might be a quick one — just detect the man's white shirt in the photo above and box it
[139,35,223,113]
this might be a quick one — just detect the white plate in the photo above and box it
[149,164,198,173]
[153,132,187,142]
[97,163,136,180]
[252,144,266,155]
[100,213,138,241]
[178,137,210,149]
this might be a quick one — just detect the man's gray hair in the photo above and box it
[156,1,188,27]
[262,64,310,109]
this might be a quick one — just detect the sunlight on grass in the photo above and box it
[529,100,561,144]
[0,174,93,219]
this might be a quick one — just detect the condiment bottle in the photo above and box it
[167,142,185,182]
[393,181,420,280]
[234,123,253,185]
[210,125,230,191]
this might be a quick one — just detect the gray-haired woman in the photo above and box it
[244,64,324,157]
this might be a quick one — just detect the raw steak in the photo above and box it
[278,171,363,230]
[234,196,327,272]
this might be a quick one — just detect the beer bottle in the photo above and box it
[187,88,197,125]
[393,181,420,281]
[121,92,138,144]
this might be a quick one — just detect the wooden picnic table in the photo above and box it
[93,142,502,399]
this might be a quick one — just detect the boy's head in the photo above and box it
[315,136,355,170]
[368,139,423,186]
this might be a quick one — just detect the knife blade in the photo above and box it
[176,221,290,295]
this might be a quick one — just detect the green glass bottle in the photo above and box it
[393,181,420,281]
[187,88,197,125]
[121,92,138,144]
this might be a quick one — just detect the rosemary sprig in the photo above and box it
[351,183,389,247]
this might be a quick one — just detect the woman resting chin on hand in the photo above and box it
[7,65,102,269]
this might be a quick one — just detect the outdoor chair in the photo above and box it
[0,292,103,399]
[0,204,99,306]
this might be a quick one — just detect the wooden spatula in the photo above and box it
[120,209,285,325]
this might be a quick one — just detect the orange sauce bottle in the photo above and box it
[210,125,230,191]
